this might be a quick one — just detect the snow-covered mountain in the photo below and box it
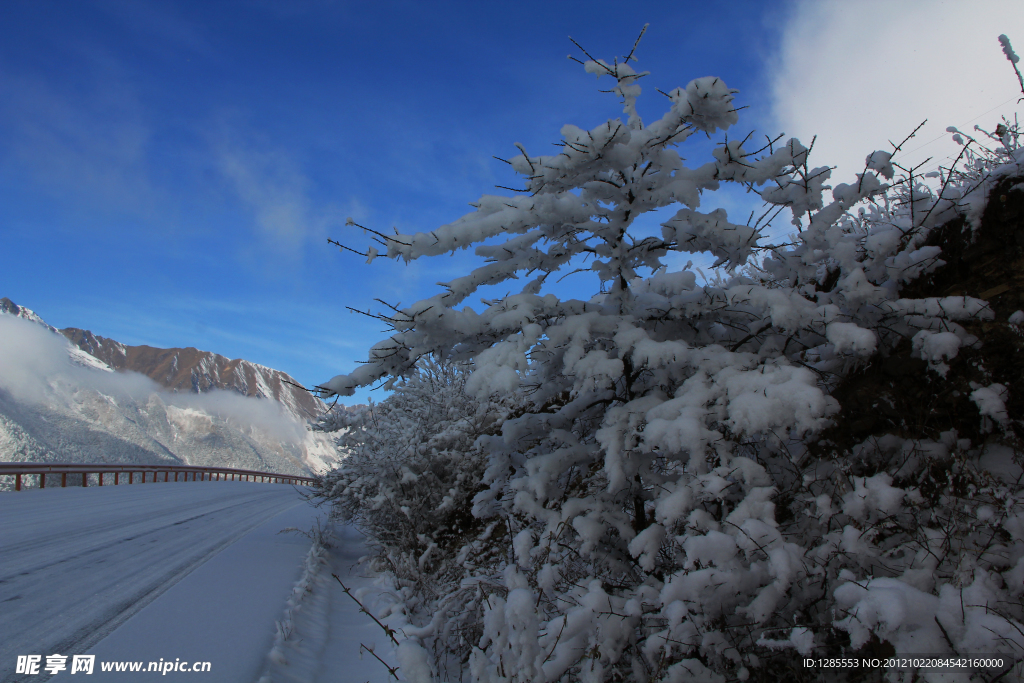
[0,298,115,374]
[0,297,322,421]
[0,299,341,480]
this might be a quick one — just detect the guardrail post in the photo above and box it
[99,472,103,486]
[115,472,119,485]
[15,473,20,491]
[82,472,87,487]
[62,473,67,487]
[39,473,45,489]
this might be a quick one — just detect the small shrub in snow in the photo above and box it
[314,359,517,651]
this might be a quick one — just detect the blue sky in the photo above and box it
[2,0,1021,405]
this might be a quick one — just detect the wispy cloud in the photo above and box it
[209,117,373,269]
[92,0,213,59]
[215,131,314,249]
[0,65,165,223]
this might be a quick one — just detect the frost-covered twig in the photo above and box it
[332,573,400,645]
[359,643,399,680]
[1000,34,1024,101]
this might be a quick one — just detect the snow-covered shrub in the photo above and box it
[313,360,516,632]
[319,30,1024,682]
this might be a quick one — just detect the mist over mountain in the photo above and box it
[0,299,341,480]
[0,297,323,420]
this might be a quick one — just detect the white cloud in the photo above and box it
[769,0,1024,184]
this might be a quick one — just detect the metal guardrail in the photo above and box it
[0,462,315,491]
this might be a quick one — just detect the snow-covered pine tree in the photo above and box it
[318,29,1024,682]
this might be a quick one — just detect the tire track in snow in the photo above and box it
[0,482,308,682]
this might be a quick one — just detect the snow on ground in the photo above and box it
[257,523,401,683]
[1,482,396,683]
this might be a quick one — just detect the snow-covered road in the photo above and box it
[0,482,324,682]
